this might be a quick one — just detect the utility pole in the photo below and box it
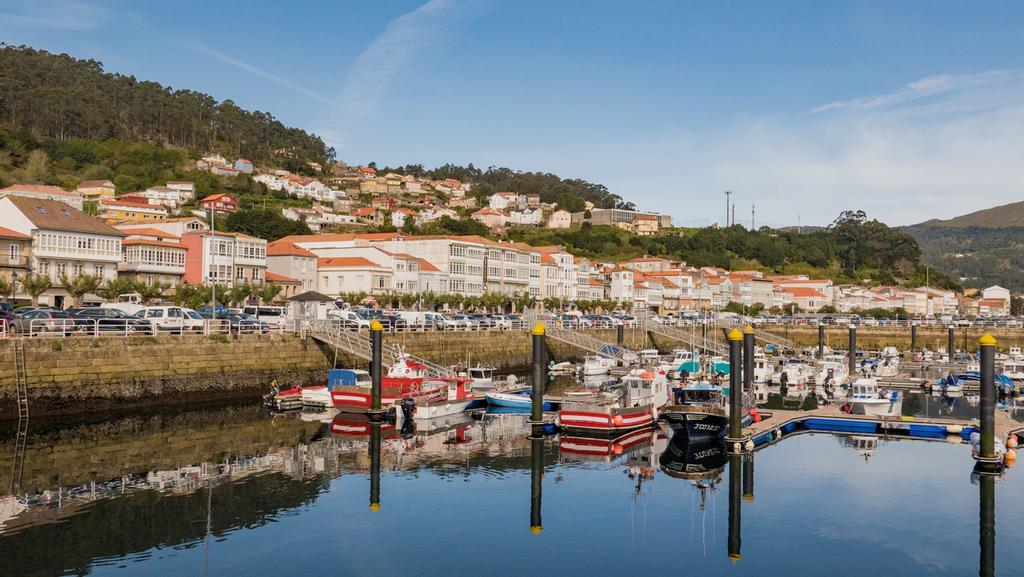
[724,191,732,228]
[209,206,217,314]
[751,204,755,230]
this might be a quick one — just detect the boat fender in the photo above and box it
[1006,449,1017,463]
[744,440,754,451]
[946,424,963,434]
[611,443,624,455]
[1008,436,1019,449]
[613,415,624,426]
[732,442,742,453]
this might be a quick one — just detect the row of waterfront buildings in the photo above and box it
[0,189,1010,316]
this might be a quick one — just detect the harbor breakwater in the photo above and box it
[0,329,651,418]
[5,325,1024,418]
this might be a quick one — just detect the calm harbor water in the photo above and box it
[2,402,1022,577]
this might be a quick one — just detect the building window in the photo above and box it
[9,244,19,263]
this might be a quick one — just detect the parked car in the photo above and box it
[11,309,80,335]
[242,305,287,329]
[223,312,270,333]
[490,314,513,330]
[0,304,15,332]
[134,306,192,332]
[197,305,231,318]
[395,310,446,330]
[439,314,474,330]
[327,309,373,329]
[467,313,495,329]
[69,307,153,334]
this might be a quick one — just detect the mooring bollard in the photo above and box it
[531,322,546,426]
[979,333,996,460]
[848,324,857,376]
[979,473,995,577]
[949,325,956,363]
[727,328,743,442]
[616,323,624,346]
[817,322,824,359]
[529,435,543,534]
[369,422,382,511]
[369,320,384,420]
[743,325,754,395]
[911,322,917,353]
[742,452,754,502]
[728,454,742,563]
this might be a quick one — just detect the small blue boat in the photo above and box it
[485,390,555,411]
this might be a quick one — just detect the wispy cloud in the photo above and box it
[811,70,1024,115]
[124,13,331,105]
[336,0,483,119]
[0,0,109,31]
[186,43,333,105]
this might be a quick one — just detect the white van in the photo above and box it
[135,306,189,332]
[243,305,287,329]
[101,293,146,316]
[396,310,446,330]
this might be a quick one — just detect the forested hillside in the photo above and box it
[380,163,632,212]
[0,45,332,165]
[509,210,960,290]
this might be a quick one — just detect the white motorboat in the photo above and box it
[463,366,497,390]
[777,358,812,390]
[876,347,901,377]
[1010,346,1024,360]
[817,354,849,386]
[549,361,576,375]
[1002,359,1024,383]
[582,355,616,376]
[846,378,902,417]
[753,350,775,384]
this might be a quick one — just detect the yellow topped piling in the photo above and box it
[370,319,383,332]
[728,328,743,341]
[369,503,381,512]
[979,333,997,347]
[743,325,754,334]
[532,322,546,336]
[530,526,543,534]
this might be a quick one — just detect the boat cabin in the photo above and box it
[327,369,372,390]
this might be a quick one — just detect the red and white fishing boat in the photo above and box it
[409,376,475,420]
[559,428,657,461]
[330,354,457,414]
[558,367,670,437]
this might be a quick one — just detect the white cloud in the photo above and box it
[323,0,488,150]
[580,70,1024,228]
[0,0,109,31]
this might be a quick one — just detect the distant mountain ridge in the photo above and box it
[904,200,1024,291]
[912,200,1024,229]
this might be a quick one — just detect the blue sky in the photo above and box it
[3,0,1024,227]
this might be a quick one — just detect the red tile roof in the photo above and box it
[317,257,385,269]
[781,287,828,298]
[117,227,178,239]
[1,184,80,197]
[267,240,316,258]
[0,226,30,239]
[266,271,301,283]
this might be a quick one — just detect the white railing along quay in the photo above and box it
[522,311,637,363]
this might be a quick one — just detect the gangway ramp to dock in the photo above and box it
[643,321,728,356]
[306,321,454,378]
[724,319,798,352]
[524,313,637,363]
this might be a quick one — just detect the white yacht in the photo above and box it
[1003,359,1024,383]
[582,355,616,376]
[847,378,902,417]
[817,354,849,386]
[876,347,901,377]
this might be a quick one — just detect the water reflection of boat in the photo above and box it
[843,435,879,461]
[658,434,727,481]
[559,428,657,461]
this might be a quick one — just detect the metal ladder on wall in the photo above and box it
[10,340,29,494]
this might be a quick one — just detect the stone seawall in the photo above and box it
[9,323,1016,418]
[0,327,658,418]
